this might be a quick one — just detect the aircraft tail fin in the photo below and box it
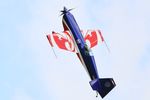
[89,78,116,98]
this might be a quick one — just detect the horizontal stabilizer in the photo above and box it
[89,78,116,98]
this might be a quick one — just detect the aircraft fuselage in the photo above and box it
[62,9,99,80]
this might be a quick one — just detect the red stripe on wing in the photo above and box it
[52,31,75,52]
[46,34,54,47]
[84,30,98,48]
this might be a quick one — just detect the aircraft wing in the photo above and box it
[46,29,104,52]
[82,29,104,48]
[47,31,76,52]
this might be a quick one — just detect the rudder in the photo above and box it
[89,78,116,98]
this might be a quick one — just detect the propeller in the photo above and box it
[60,7,74,16]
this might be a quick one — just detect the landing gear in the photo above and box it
[96,91,98,97]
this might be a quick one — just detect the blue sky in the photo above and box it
[0,0,150,100]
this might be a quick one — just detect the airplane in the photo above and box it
[46,7,116,98]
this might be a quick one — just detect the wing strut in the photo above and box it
[104,40,111,53]
[46,34,57,58]
[50,45,57,58]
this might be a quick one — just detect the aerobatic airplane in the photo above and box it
[46,7,116,98]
